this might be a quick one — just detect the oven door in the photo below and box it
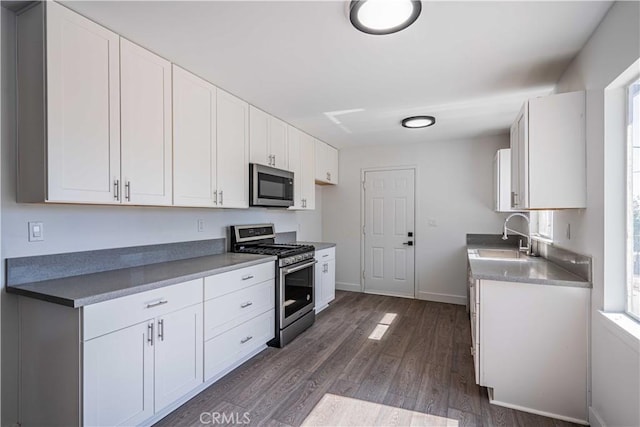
[279,259,316,329]
[250,164,294,207]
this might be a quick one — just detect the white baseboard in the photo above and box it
[417,290,466,306]
[488,396,589,425]
[335,282,361,292]
[589,406,607,427]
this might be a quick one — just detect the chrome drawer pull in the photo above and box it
[158,319,164,341]
[322,254,329,258]
[147,323,154,346]
[240,336,253,344]
[146,300,168,309]
[241,275,254,281]
[240,302,253,308]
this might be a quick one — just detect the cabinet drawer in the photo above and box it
[83,279,202,341]
[204,261,274,301]
[204,279,275,340]
[316,247,335,261]
[204,309,274,381]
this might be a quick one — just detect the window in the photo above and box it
[626,77,640,321]
[531,211,553,240]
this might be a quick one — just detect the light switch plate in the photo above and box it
[197,219,205,232]
[28,221,44,242]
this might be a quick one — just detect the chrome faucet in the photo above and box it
[502,213,532,255]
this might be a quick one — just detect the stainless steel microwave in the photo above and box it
[250,164,294,207]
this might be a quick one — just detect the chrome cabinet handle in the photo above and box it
[214,190,218,205]
[158,319,164,341]
[272,155,276,166]
[240,336,253,344]
[146,300,168,309]
[114,179,120,201]
[240,301,253,308]
[219,190,223,206]
[147,322,154,346]
[326,172,330,181]
[242,275,254,281]
[125,181,131,201]
[322,254,329,258]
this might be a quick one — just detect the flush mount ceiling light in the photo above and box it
[401,116,436,128]
[349,0,422,35]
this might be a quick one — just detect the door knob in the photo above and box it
[403,241,414,246]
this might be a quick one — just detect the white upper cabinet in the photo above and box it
[315,139,339,185]
[494,149,514,212]
[510,91,586,210]
[287,126,303,209]
[18,3,173,206]
[300,132,316,209]
[172,65,217,207]
[287,127,315,210]
[217,89,249,208]
[249,106,288,170]
[18,1,121,204]
[120,39,173,206]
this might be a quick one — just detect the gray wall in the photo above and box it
[322,134,511,304]
[0,6,322,424]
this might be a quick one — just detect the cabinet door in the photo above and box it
[287,126,303,209]
[173,66,217,207]
[155,304,203,411]
[509,122,519,209]
[314,258,323,312]
[46,2,121,203]
[300,133,316,209]
[327,145,339,184]
[120,39,172,206]
[314,139,327,182]
[84,321,154,426]
[217,89,249,208]
[323,259,336,305]
[270,117,288,170]
[249,106,270,166]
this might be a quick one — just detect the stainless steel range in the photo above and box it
[230,224,316,347]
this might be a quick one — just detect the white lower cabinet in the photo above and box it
[83,321,154,427]
[17,261,277,427]
[83,280,203,426]
[315,247,336,313]
[470,278,589,424]
[203,262,276,382]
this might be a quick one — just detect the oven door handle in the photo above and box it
[281,259,317,275]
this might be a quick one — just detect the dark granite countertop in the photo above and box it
[6,253,276,308]
[467,243,591,288]
[297,241,336,251]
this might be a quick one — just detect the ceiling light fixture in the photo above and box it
[349,0,422,35]
[401,116,436,128]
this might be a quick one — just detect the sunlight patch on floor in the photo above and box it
[368,313,397,340]
[301,393,459,427]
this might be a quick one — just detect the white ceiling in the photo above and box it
[62,1,611,148]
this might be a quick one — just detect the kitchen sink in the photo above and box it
[475,249,524,260]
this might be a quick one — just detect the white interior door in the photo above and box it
[363,169,415,298]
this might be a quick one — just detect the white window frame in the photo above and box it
[625,76,640,322]
[530,211,553,242]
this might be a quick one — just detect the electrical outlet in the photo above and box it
[197,219,205,232]
[28,221,44,242]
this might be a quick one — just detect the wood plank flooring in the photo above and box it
[156,291,580,427]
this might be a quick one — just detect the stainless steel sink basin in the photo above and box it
[476,249,523,260]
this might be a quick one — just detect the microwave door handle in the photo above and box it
[281,259,317,275]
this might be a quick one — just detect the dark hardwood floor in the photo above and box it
[156,291,580,427]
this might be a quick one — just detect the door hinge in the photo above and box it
[362,270,365,280]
